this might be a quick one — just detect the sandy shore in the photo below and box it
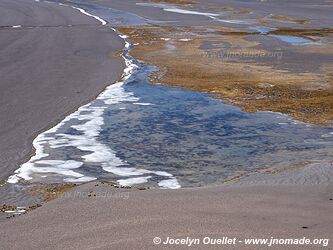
[1,180,332,249]
[0,0,332,249]
[0,0,125,179]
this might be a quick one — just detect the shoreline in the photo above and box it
[0,0,332,248]
[1,181,332,249]
[6,0,333,187]
[7,1,181,188]
[0,0,125,181]
[6,0,115,184]
[3,0,333,189]
[2,0,331,186]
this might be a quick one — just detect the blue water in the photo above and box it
[251,26,276,34]
[9,0,332,188]
[250,27,315,45]
[270,35,315,45]
[54,0,174,26]
[97,63,333,187]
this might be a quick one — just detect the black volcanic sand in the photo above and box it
[0,182,332,249]
[0,0,125,179]
[0,1,332,248]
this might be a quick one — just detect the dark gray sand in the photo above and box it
[0,0,125,179]
[0,0,332,249]
[1,181,332,249]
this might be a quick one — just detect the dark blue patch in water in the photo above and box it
[98,65,333,187]
[64,127,84,136]
[35,0,333,188]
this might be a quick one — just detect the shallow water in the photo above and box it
[270,35,318,45]
[7,0,333,189]
[251,25,276,34]
[101,65,333,187]
[9,44,333,188]
[55,0,149,26]
[136,2,221,17]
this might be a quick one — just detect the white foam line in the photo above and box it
[138,2,252,26]
[5,209,26,214]
[179,38,191,42]
[133,102,154,106]
[217,19,249,24]
[58,3,107,26]
[136,2,220,18]
[35,160,83,169]
[118,176,152,186]
[163,8,220,17]
[64,176,97,182]
[158,178,181,189]
[7,1,180,190]
[12,25,22,28]
[150,5,251,25]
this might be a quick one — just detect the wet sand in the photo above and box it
[0,0,125,180]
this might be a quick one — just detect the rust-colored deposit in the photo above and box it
[118,25,333,125]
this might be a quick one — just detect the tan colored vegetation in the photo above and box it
[118,25,333,125]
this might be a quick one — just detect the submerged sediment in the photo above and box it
[117,24,333,125]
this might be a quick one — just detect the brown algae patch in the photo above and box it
[268,28,333,37]
[0,183,76,219]
[26,183,77,202]
[223,172,248,184]
[257,162,310,175]
[118,25,333,125]
[265,14,311,24]
[195,2,253,15]
[222,162,308,184]
[0,204,17,212]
